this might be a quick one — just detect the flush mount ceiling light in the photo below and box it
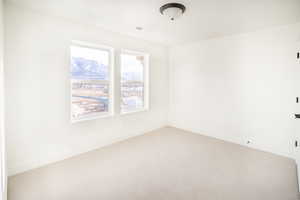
[160,3,186,21]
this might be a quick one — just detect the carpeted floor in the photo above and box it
[8,127,299,200]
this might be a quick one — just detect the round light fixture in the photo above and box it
[160,3,186,21]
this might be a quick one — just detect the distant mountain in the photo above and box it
[71,56,143,81]
[71,57,108,80]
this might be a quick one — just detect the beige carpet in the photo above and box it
[8,127,299,200]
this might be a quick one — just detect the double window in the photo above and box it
[70,42,149,122]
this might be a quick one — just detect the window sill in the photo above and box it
[120,108,149,116]
[71,113,113,123]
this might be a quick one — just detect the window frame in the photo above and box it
[120,49,149,115]
[70,41,114,123]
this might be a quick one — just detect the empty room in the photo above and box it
[1,0,300,199]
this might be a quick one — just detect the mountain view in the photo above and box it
[71,57,108,80]
[71,54,144,119]
[71,56,143,81]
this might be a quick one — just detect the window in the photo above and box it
[70,42,113,122]
[120,51,149,114]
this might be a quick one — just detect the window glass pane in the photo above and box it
[71,80,109,119]
[71,46,109,80]
[121,53,145,113]
[71,45,110,121]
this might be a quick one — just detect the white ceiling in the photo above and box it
[6,0,300,46]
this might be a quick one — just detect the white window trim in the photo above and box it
[120,49,149,115]
[70,40,114,123]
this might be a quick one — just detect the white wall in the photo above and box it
[169,23,300,158]
[4,4,169,175]
[5,0,300,180]
[0,0,6,199]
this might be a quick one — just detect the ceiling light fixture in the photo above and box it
[160,3,186,21]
